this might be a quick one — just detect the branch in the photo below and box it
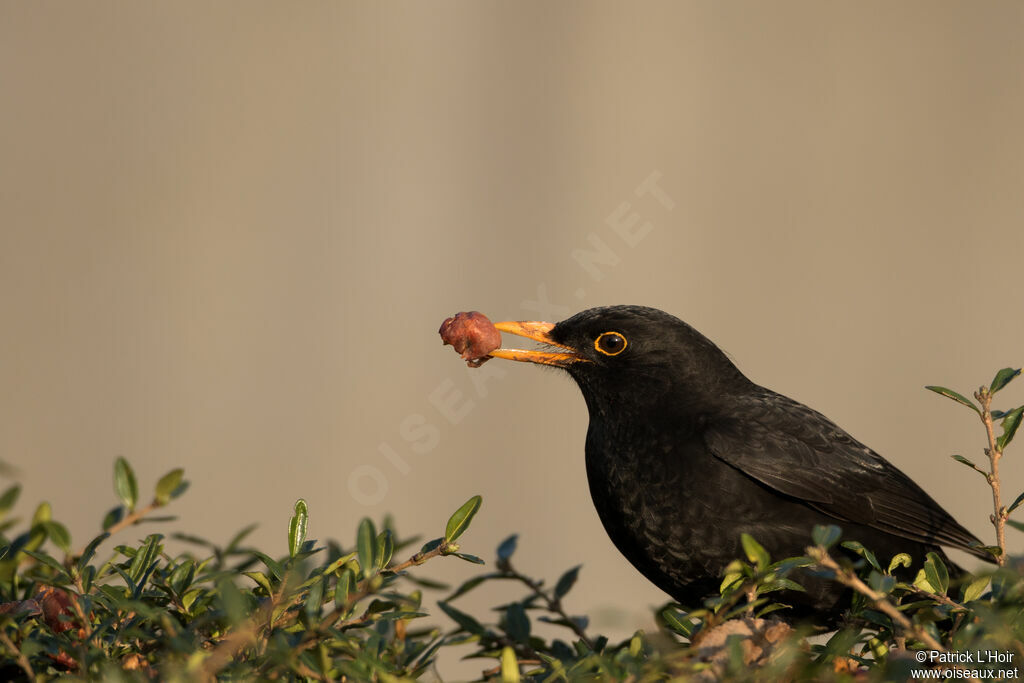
[0,629,35,680]
[976,389,1007,566]
[499,560,594,650]
[807,547,945,652]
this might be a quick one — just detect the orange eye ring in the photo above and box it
[594,331,627,356]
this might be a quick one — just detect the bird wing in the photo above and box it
[703,389,990,561]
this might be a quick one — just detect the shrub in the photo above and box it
[0,370,1021,680]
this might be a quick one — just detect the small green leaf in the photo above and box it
[32,501,51,526]
[419,537,443,555]
[990,368,1021,394]
[812,524,842,549]
[243,571,274,595]
[357,518,377,577]
[741,533,770,568]
[0,485,21,514]
[951,454,987,476]
[288,499,308,559]
[376,529,394,570]
[446,575,490,601]
[438,600,485,634]
[720,562,745,594]
[554,565,581,599]
[304,577,324,623]
[660,607,697,638]
[756,603,792,618]
[996,406,1023,452]
[41,521,71,555]
[129,533,163,585]
[102,506,124,531]
[922,552,949,596]
[500,645,521,683]
[505,602,531,644]
[888,553,912,573]
[453,552,484,565]
[114,457,139,511]
[154,468,185,505]
[335,567,355,607]
[77,533,109,573]
[22,549,70,579]
[841,540,880,571]
[1008,492,1024,516]
[925,385,980,414]
[962,575,990,603]
[497,535,518,562]
[250,550,284,579]
[868,570,895,594]
[445,495,482,543]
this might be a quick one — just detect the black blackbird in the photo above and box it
[486,305,991,623]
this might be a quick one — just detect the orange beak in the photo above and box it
[489,321,584,367]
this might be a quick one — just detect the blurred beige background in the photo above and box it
[2,1,1023,677]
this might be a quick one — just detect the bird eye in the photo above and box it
[594,331,627,356]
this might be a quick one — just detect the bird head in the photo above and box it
[490,305,751,416]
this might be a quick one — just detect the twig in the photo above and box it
[500,561,594,650]
[291,540,456,654]
[807,547,945,653]
[0,628,35,680]
[975,389,1007,566]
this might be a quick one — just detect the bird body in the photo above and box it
[480,305,990,622]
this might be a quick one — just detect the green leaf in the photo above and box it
[554,565,581,599]
[500,645,521,683]
[660,607,697,638]
[996,406,1023,451]
[925,385,980,414]
[990,368,1021,394]
[1006,519,1024,533]
[741,533,770,568]
[41,521,71,555]
[102,506,124,531]
[922,552,949,596]
[243,571,274,595]
[304,577,324,624]
[756,603,792,618]
[497,535,518,562]
[32,501,51,526]
[841,541,880,572]
[114,457,139,511]
[288,499,308,559]
[357,518,377,578]
[334,568,354,608]
[445,495,482,543]
[22,549,70,579]
[446,575,491,601]
[1008,491,1024,515]
[129,533,163,586]
[250,550,284,579]
[962,575,990,603]
[888,553,912,573]
[951,454,987,476]
[376,529,394,569]
[419,537,443,555]
[320,553,356,580]
[154,468,185,505]
[77,533,109,573]
[438,600,485,634]
[453,552,484,565]
[867,570,895,594]
[0,485,21,515]
[812,524,842,549]
[505,602,531,644]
